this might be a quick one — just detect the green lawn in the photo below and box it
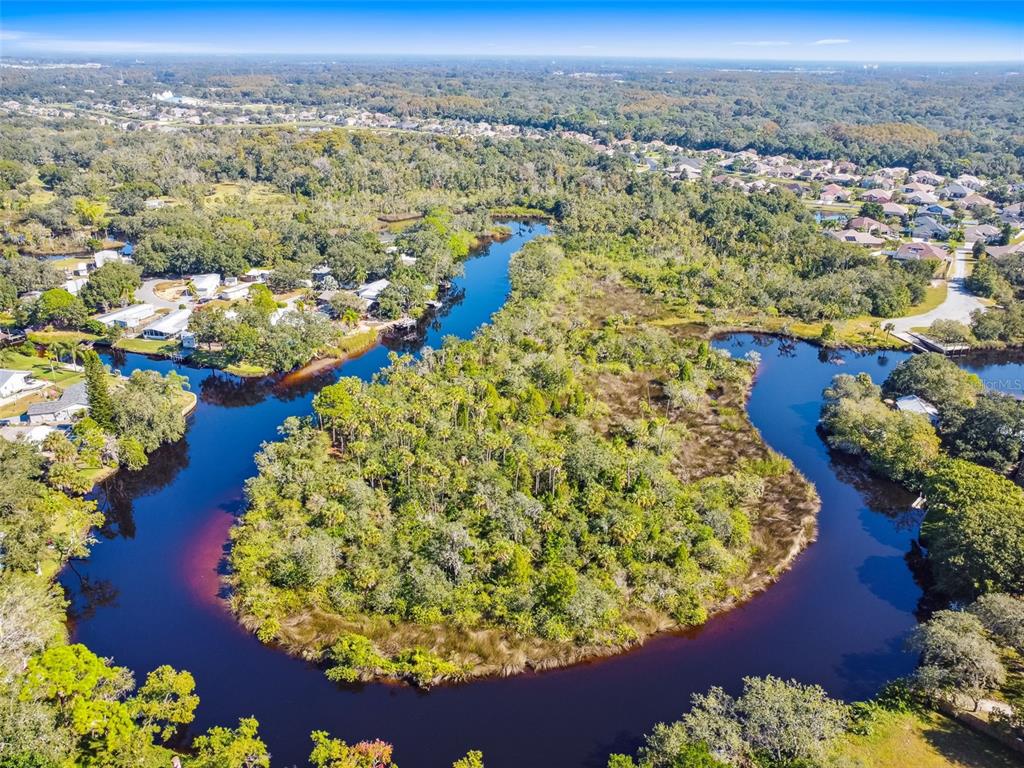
[0,349,84,384]
[28,330,101,345]
[909,284,950,315]
[114,337,182,356]
[831,709,1022,768]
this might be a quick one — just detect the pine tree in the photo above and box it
[83,350,114,429]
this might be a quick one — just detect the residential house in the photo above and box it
[961,193,996,211]
[242,268,272,283]
[902,182,934,195]
[964,224,1001,244]
[987,242,1024,259]
[1001,202,1024,226]
[142,309,192,340]
[0,369,34,399]
[828,173,859,186]
[937,182,971,199]
[26,382,89,425]
[826,229,884,246]
[921,203,955,219]
[910,170,944,186]
[861,190,892,204]
[956,174,985,191]
[0,424,58,444]
[190,273,221,300]
[666,158,704,180]
[860,174,892,190]
[894,241,949,262]
[906,191,939,206]
[820,183,849,203]
[95,303,156,330]
[93,249,125,268]
[913,216,950,240]
[62,277,88,295]
[847,217,892,236]
[882,202,909,218]
[895,395,939,423]
[218,283,251,301]
[355,279,390,303]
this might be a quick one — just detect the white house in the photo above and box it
[190,273,221,299]
[218,283,251,301]
[242,268,272,283]
[26,382,89,425]
[93,249,125,268]
[63,277,88,295]
[0,369,34,399]
[895,395,939,423]
[142,309,192,340]
[95,303,157,330]
[355,279,390,303]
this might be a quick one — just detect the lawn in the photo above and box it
[907,283,950,316]
[28,330,102,345]
[114,337,182,356]
[831,709,1023,768]
[0,349,84,385]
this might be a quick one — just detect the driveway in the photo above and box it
[887,248,987,342]
[136,278,194,310]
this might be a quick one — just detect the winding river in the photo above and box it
[60,222,1024,768]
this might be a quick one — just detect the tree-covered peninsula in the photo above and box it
[231,218,819,682]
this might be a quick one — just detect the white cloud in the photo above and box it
[732,40,791,47]
[0,29,25,41]
[812,38,851,46]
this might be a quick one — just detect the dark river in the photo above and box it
[60,222,1024,767]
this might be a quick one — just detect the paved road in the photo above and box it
[136,278,194,310]
[888,248,987,342]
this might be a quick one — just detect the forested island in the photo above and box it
[1,51,1023,768]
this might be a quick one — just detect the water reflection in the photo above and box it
[93,437,191,540]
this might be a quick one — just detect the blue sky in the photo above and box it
[1,1,1021,62]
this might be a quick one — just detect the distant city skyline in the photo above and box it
[1,0,1022,63]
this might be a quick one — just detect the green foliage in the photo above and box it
[117,436,148,471]
[309,731,395,768]
[943,392,1024,473]
[968,593,1024,653]
[820,373,941,487]
[0,438,102,572]
[110,369,189,453]
[17,644,197,767]
[907,610,1006,708]
[188,302,338,372]
[191,717,270,768]
[233,222,773,677]
[920,459,1024,598]
[452,751,485,768]
[965,257,1007,300]
[83,350,114,430]
[619,676,847,768]
[882,353,983,415]
[79,262,143,313]
[32,289,88,329]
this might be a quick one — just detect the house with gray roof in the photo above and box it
[26,382,89,425]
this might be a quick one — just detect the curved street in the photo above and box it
[888,247,987,343]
